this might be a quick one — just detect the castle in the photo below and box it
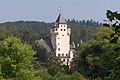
[34,13,75,66]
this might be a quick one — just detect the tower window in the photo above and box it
[58,48,60,51]
[63,59,65,62]
[58,54,60,56]
[67,59,69,62]
[66,54,68,56]
[67,33,69,36]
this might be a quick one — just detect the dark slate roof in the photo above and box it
[44,37,55,54]
[35,39,51,53]
[34,37,55,54]
[52,14,67,28]
[55,13,66,24]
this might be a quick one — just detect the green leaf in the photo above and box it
[106,10,114,21]
[109,37,118,43]
[115,13,120,20]
[110,33,115,38]
[114,47,120,52]
[103,23,110,27]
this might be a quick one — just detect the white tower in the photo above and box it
[50,14,73,66]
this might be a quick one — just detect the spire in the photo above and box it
[55,13,66,24]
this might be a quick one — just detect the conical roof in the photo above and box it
[55,13,66,24]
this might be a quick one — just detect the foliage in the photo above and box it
[55,71,86,80]
[0,20,101,44]
[35,68,53,80]
[102,10,120,79]
[72,10,120,79]
[94,27,113,41]
[0,36,37,80]
[0,29,11,41]
[71,26,115,79]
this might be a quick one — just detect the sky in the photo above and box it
[0,0,120,23]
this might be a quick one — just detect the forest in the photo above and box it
[0,10,120,80]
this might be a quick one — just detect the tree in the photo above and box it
[71,26,114,79]
[0,29,11,41]
[94,27,113,41]
[0,36,37,80]
[102,10,120,79]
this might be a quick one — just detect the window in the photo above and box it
[58,54,60,56]
[62,34,64,36]
[61,25,62,27]
[64,29,65,31]
[58,43,60,45]
[61,29,63,31]
[66,54,68,56]
[58,48,60,51]
[58,37,60,39]
[63,59,65,62]
[67,33,69,36]
[56,33,58,35]
[67,59,69,62]
[62,54,64,56]
[64,25,65,27]
[56,29,57,31]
